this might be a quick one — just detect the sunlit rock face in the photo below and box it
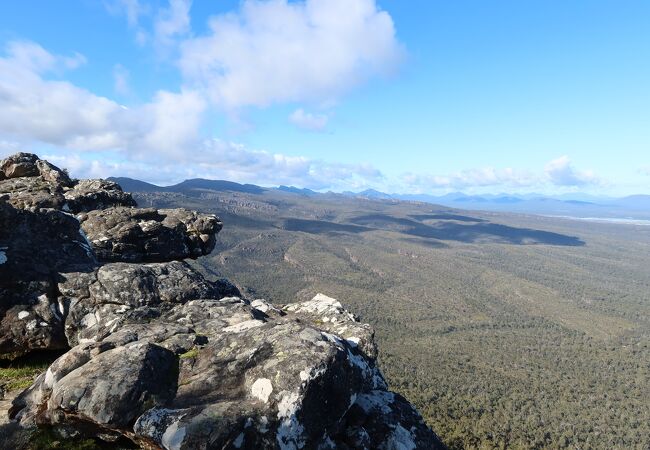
[2,153,445,449]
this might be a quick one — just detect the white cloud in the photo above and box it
[106,0,147,27]
[402,167,538,191]
[400,157,604,193]
[178,0,403,109]
[289,108,328,131]
[41,140,383,190]
[0,140,21,158]
[112,63,130,95]
[0,40,204,156]
[545,156,598,186]
[154,0,192,50]
[639,166,650,176]
[0,40,381,190]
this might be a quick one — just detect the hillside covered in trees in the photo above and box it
[126,180,650,449]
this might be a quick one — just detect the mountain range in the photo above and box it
[109,177,650,220]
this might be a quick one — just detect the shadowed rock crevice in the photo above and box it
[1,153,445,449]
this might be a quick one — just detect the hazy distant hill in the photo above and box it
[107,177,162,193]
[111,176,650,220]
[108,177,267,195]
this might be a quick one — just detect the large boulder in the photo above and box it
[63,179,136,213]
[0,153,72,186]
[0,153,135,212]
[60,261,240,345]
[79,207,222,263]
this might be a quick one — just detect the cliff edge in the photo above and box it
[0,153,445,449]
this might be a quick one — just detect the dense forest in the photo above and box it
[132,186,650,449]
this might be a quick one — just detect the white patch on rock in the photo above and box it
[161,421,186,450]
[349,392,358,409]
[251,378,273,403]
[233,432,245,448]
[44,368,55,388]
[76,228,95,259]
[387,424,417,450]
[18,311,30,320]
[0,251,6,265]
[354,390,395,414]
[284,293,358,322]
[299,366,326,384]
[251,299,271,312]
[321,331,386,390]
[276,391,305,450]
[81,313,98,328]
[223,319,265,333]
[346,337,360,347]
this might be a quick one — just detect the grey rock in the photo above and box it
[283,293,377,360]
[13,295,399,449]
[63,179,136,213]
[331,390,447,450]
[0,153,72,186]
[60,261,240,345]
[0,176,67,211]
[0,200,95,357]
[79,207,222,263]
[0,281,68,357]
[48,342,178,427]
[0,153,134,212]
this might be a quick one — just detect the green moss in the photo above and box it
[179,347,199,359]
[0,353,59,391]
[28,429,102,450]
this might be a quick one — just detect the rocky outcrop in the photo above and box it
[79,207,221,262]
[1,153,445,449]
[0,152,134,212]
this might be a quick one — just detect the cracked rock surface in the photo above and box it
[1,153,445,449]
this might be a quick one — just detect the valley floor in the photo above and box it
[135,188,650,449]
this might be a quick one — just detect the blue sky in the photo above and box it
[0,0,648,195]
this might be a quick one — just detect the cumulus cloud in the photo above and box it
[0,40,206,154]
[545,156,598,186]
[41,140,383,190]
[288,108,328,131]
[178,0,403,109]
[154,0,192,46]
[0,140,21,157]
[0,0,403,191]
[400,157,604,193]
[0,39,382,190]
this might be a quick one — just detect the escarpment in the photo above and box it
[0,153,445,449]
